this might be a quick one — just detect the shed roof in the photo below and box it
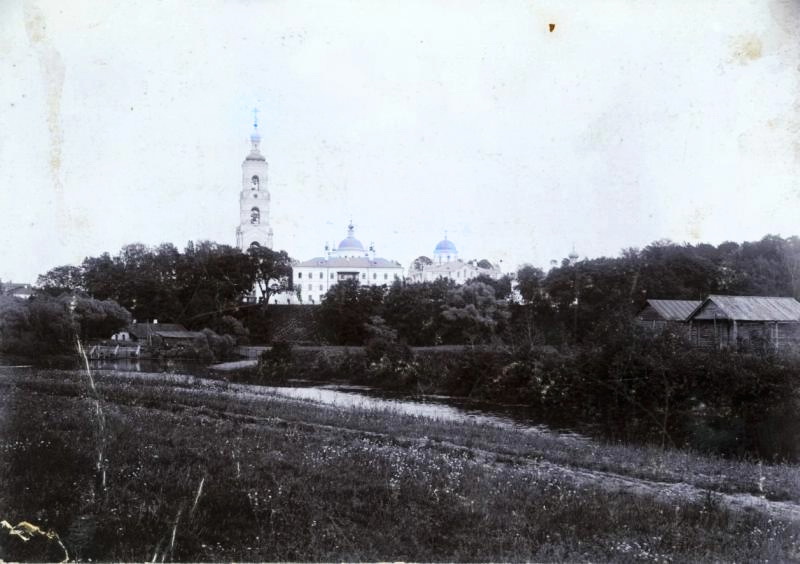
[156,330,205,340]
[1,282,33,294]
[689,295,800,322]
[128,323,189,339]
[643,299,702,321]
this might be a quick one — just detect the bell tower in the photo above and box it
[236,109,274,250]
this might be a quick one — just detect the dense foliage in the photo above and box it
[36,241,293,329]
[317,278,510,346]
[514,234,800,344]
[0,295,130,356]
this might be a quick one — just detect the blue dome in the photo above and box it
[434,239,457,254]
[338,236,365,252]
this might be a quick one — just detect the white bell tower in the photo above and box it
[236,109,274,250]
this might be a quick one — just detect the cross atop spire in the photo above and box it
[252,107,260,129]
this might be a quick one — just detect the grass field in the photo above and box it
[1,365,799,561]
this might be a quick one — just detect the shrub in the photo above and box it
[257,341,294,382]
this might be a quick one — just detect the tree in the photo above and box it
[515,265,546,304]
[71,297,131,340]
[246,244,293,305]
[317,280,385,345]
[440,281,510,345]
[179,241,255,326]
[82,252,123,302]
[411,255,433,272]
[382,278,454,345]
[511,265,556,347]
[36,265,84,296]
[25,296,76,354]
[473,273,513,300]
[0,295,31,353]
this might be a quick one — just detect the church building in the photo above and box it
[409,235,503,284]
[292,222,405,304]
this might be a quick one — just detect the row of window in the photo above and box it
[297,271,392,280]
[297,271,330,279]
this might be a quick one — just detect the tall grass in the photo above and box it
[0,366,799,561]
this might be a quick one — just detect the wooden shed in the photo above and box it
[123,322,204,345]
[687,295,800,351]
[636,299,701,333]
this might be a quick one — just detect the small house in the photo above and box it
[687,295,800,351]
[121,322,205,346]
[1,281,33,300]
[636,299,701,333]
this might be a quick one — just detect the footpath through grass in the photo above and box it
[1,366,799,561]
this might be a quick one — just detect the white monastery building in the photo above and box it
[235,114,274,251]
[409,235,503,284]
[292,222,405,304]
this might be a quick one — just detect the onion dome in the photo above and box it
[433,233,458,263]
[434,238,457,255]
[337,222,365,252]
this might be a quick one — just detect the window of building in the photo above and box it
[373,273,377,280]
[250,207,260,225]
[251,175,259,190]
[319,272,323,279]
[319,284,323,290]
[384,273,388,280]
[330,273,334,279]
[308,284,312,291]
[298,272,303,279]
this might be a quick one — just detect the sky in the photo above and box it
[1,0,799,283]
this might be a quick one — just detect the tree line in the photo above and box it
[514,234,800,345]
[36,241,293,327]
[316,235,800,347]
[5,233,800,351]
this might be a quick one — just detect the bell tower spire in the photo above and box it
[250,107,261,150]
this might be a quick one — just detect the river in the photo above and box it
[1,357,588,444]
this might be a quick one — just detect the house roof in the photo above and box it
[1,282,32,295]
[156,330,205,340]
[643,299,702,321]
[295,257,403,268]
[689,295,800,322]
[128,323,190,339]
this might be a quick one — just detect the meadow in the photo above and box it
[1,365,799,562]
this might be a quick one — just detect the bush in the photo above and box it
[257,341,294,382]
[202,328,237,360]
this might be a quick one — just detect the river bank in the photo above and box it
[227,341,800,462]
[1,364,799,561]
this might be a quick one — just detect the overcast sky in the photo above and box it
[1,0,798,283]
